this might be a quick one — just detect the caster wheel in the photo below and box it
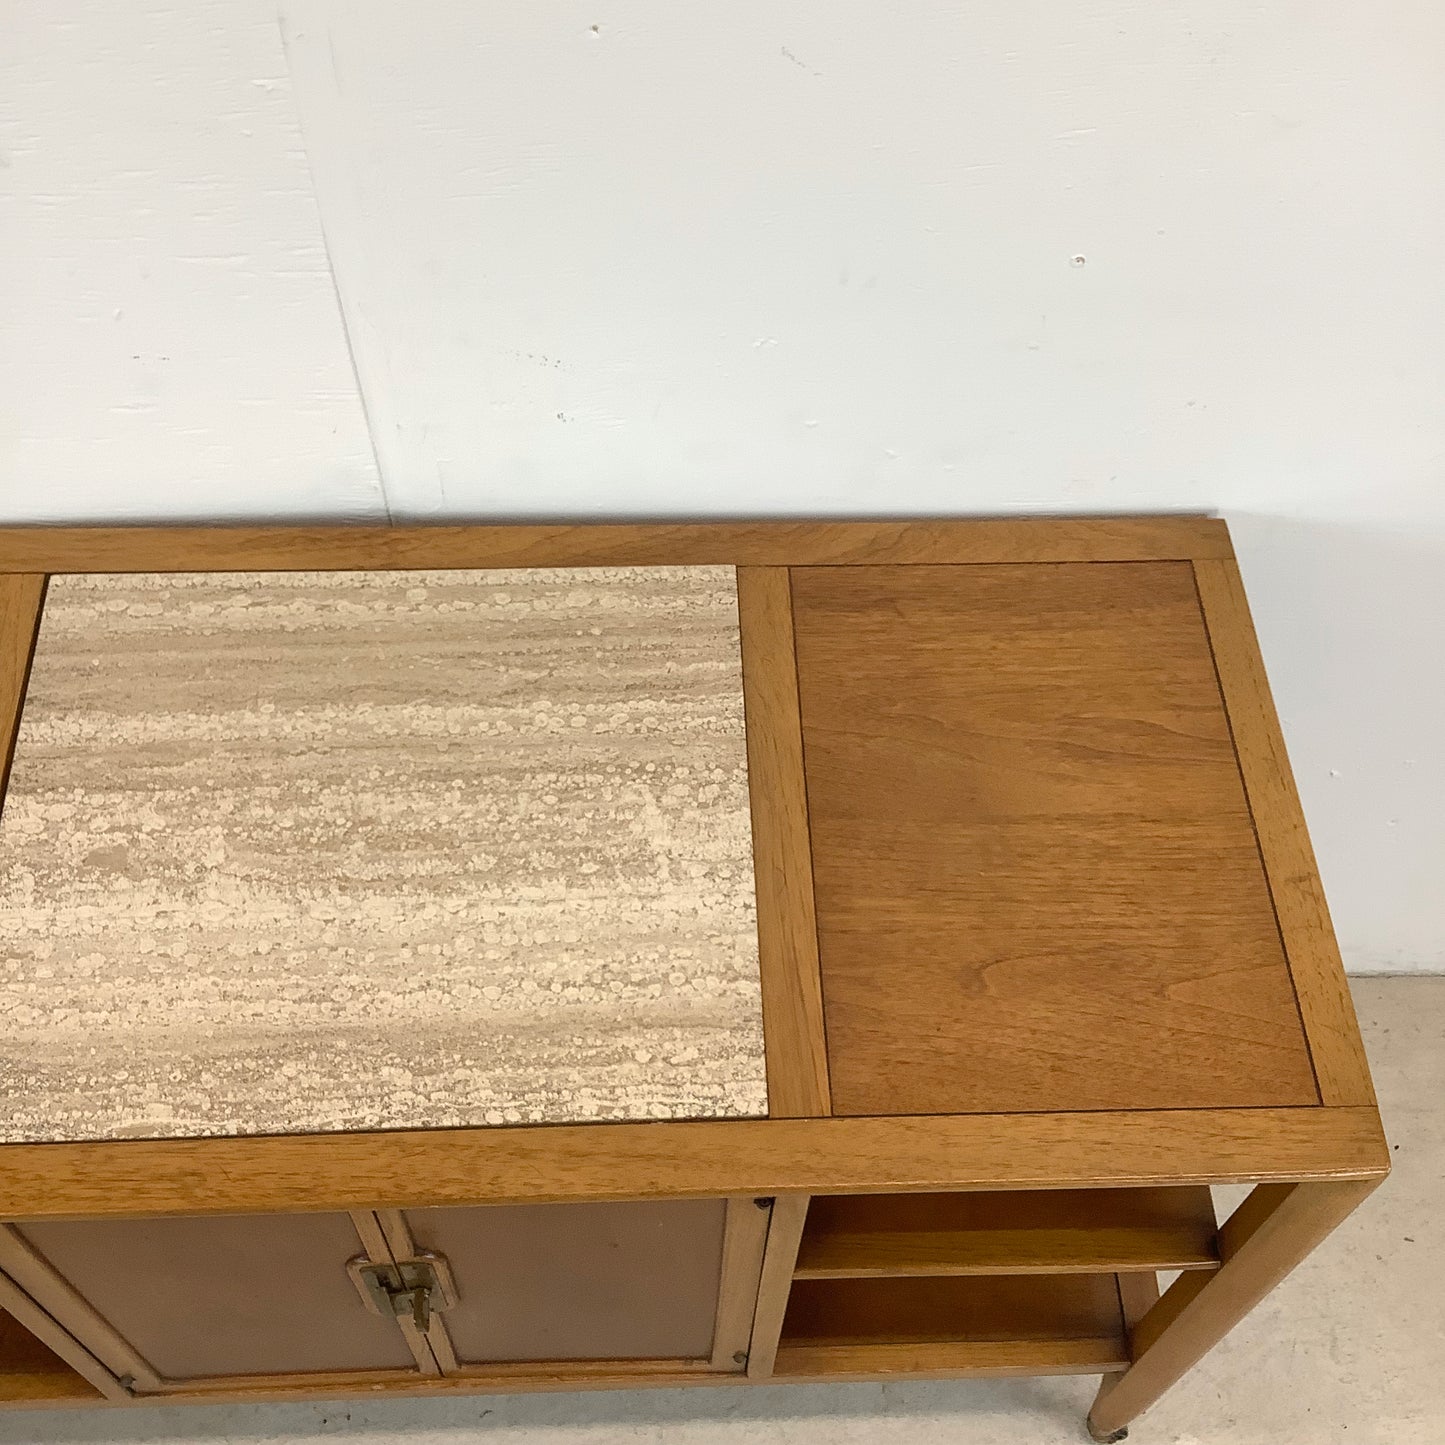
[1086,1421,1128,1444]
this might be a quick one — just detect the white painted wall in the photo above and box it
[2,1,1442,970]
[0,1,382,518]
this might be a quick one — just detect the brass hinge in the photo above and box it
[348,1252,458,1336]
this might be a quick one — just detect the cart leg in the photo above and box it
[1085,1390,1129,1441]
[1086,1178,1380,1440]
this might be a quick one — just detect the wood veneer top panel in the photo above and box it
[0,567,765,1142]
[793,562,1319,1116]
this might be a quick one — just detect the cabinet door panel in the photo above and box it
[16,1213,414,1381]
[405,1199,726,1363]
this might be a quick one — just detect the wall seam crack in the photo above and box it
[277,9,393,525]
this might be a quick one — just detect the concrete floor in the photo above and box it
[4,977,1439,1445]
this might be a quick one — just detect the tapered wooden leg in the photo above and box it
[1086,1402,1129,1444]
[1087,1177,1381,1440]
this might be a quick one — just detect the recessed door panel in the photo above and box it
[403,1199,727,1363]
[14,1213,414,1382]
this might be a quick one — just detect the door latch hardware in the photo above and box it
[348,1253,458,1336]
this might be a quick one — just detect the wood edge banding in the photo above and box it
[736,567,831,1118]
[0,573,46,817]
[0,1107,1388,1221]
[0,517,1233,574]
[1191,558,1376,1108]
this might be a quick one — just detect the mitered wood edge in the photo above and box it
[0,574,47,818]
[1190,557,1378,1110]
[0,516,1232,572]
[0,1108,1387,1222]
[736,567,830,1118]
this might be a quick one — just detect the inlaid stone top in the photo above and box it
[0,567,766,1142]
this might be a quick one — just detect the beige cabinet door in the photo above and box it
[0,1213,419,1394]
[391,1197,764,1371]
[0,1196,769,1396]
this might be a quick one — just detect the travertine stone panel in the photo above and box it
[0,568,764,1141]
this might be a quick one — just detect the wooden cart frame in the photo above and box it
[0,517,1388,1440]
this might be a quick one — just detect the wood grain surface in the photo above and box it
[792,562,1320,1115]
[0,518,1233,575]
[1117,1269,1162,1330]
[780,1273,1127,1349]
[0,567,765,1141]
[0,1106,1387,1222]
[736,569,830,1117]
[794,1188,1219,1277]
[0,574,46,817]
[771,1335,1129,1379]
[1192,558,1376,1107]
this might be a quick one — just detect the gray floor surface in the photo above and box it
[4,976,1439,1445]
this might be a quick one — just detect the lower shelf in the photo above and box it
[773,1274,1130,1378]
[0,1265,1138,1406]
[794,1188,1219,1277]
